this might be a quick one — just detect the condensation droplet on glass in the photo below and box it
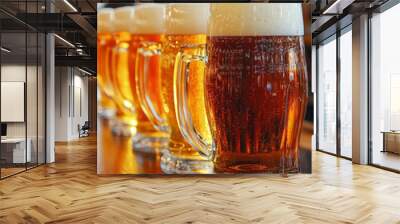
[266,82,272,93]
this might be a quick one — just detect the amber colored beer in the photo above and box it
[112,32,165,130]
[111,4,170,133]
[110,31,137,125]
[161,34,211,158]
[109,7,138,127]
[159,3,211,161]
[132,34,165,132]
[98,32,115,98]
[98,32,116,110]
[130,4,168,135]
[205,36,308,172]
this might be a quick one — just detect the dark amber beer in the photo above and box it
[207,4,307,173]
[206,36,307,173]
[175,3,307,173]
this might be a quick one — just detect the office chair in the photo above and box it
[79,121,90,138]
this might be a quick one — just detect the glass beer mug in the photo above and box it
[136,3,213,173]
[111,5,169,146]
[174,3,308,173]
[97,8,116,119]
[129,4,170,147]
[110,6,138,136]
[135,4,169,134]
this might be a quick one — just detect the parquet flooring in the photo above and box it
[0,167,26,178]
[1,135,400,223]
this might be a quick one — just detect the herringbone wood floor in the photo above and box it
[1,135,400,224]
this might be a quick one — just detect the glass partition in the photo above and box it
[1,30,28,177]
[0,0,46,179]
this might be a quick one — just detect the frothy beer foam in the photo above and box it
[98,8,114,33]
[133,4,166,34]
[209,3,304,36]
[166,3,210,35]
[114,6,135,33]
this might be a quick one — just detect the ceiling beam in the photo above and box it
[322,0,356,15]
[55,55,96,72]
[67,13,97,39]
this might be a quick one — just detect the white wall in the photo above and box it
[1,65,26,143]
[55,66,70,141]
[54,67,89,141]
[71,73,89,138]
[1,65,38,138]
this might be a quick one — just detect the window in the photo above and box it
[316,25,353,159]
[370,2,400,171]
[339,28,352,158]
[317,36,337,154]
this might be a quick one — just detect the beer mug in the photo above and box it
[174,3,308,173]
[130,4,170,147]
[97,8,116,118]
[110,6,138,136]
[112,5,169,146]
[134,4,168,133]
[136,3,212,173]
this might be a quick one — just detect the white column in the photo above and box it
[46,33,55,163]
[352,14,369,164]
[311,45,317,151]
[54,67,73,141]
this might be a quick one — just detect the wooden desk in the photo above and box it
[381,131,400,154]
[1,138,31,164]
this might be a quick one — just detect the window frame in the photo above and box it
[367,0,400,173]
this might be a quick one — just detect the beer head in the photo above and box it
[133,4,166,34]
[166,3,210,35]
[114,6,135,33]
[98,8,114,33]
[209,3,304,36]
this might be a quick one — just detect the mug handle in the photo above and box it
[135,42,169,132]
[173,44,214,160]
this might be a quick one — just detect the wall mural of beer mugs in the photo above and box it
[97,3,311,175]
